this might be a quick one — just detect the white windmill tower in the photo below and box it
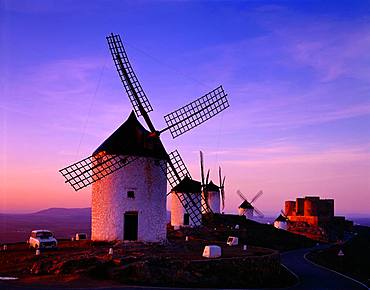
[171,176,202,227]
[59,33,229,242]
[199,152,226,214]
[237,190,264,219]
[90,112,168,241]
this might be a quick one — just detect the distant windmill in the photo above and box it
[281,209,290,220]
[237,190,264,219]
[59,33,229,242]
[274,210,289,230]
[200,151,226,214]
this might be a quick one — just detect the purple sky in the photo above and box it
[1,0,370,215]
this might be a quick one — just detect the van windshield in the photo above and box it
[36,232,53,239]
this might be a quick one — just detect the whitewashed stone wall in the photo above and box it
[91,156,167,242]
[201,190,220,214]
[238,207,254,219]
[273,221,288,230]
[171,192,201,227]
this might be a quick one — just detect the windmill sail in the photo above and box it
[59,153,139,191]
[237,190,248,201]
[106,33,153,117]
[163,86,229,138]
[253,205,264,218]
[219,166,226,210]
[159,149,192,189]
[159,149,212,224]
[199,151,213,213]
[250,190,263,204]
[200,151,205,187]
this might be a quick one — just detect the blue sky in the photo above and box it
[1,0,370,214]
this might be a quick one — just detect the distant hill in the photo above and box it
[0,208,91,243]
[0,208,171,244]
[351,217,370,227]
[33,207,91,216]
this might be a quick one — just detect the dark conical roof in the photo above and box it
[205,180,219,192]
[172,176,201,193]
[239,200,254,209]
[275,214,288,222]
[93,111,168,160]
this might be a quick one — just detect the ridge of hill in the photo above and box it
[32,207,91,216]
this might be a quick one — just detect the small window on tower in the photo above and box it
[127,191,135,199]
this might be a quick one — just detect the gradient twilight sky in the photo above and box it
[1,0,369,215]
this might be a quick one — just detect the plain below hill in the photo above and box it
[0,208,91,243]
[0,208,172,244]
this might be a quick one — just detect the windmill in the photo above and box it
[274,210,289,230]
[199,151,226,214]
[237,190,264,219]
[59,33,229,241]
[280,209,290,220]
[170,176,203,228]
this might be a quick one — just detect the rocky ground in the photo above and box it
[0,214,317,288]
[0,239,292,288]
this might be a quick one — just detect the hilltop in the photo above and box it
[32,208,91,216]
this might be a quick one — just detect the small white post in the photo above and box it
[243,245,247,251]
[108,248,113,255]
[35,249,40,256]
[3,245,7,251]
[185,236,189,242]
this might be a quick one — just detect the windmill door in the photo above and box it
[124,211,138,240]
[183,213,190,225]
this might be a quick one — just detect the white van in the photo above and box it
[28,230,58,249]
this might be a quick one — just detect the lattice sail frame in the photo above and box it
[59,153,139,191]
[107,34,153,116]
[159,150,192,189]
[163,86,229,138]
[159,150,212,220]
[175,191,203,226]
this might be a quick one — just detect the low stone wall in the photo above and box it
[113,249,281,288]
